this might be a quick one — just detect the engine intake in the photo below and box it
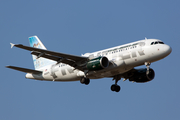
[129,68,155,83]
[87,56,109,71]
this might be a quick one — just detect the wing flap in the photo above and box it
[6,66,42,74]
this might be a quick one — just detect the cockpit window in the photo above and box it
[151,42,154,45]
[151,41,164,45]
[159,42,164,44]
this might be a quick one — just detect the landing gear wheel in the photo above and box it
[111,84,121,92]
[84,78,90,85]
[111,84,116,91]
[115,85,120,92]
[80,77,85,84]
[111,75,121,92]
[80,77,90,85]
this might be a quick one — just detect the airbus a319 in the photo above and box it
[6,36,172,92]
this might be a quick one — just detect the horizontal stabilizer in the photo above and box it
[6,66,42,74]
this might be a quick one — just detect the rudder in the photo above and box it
[29,36,55,70]
[29,36,46,49]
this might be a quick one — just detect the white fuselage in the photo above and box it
[26,39,172,81]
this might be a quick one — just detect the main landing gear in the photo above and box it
[80,74,121,92]
[111,75,121,92]
[80,77,90,85]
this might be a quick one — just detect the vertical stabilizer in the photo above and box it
[29,36,55,70]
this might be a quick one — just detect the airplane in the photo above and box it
[6,36,172,92]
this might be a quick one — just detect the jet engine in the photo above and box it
[129,68,155,83]
[86,56,109,71]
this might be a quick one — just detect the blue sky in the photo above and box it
[1,0,180,120]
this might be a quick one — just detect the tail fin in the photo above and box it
[29,36,47,50]
[29,36,55,70]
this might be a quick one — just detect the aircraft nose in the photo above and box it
[164,45,172,55]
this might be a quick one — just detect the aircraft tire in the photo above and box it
[80,78,90,85]
[115,85,120,92]
[111,84,120,92]
[111,84,116,91]
[84,78,90,85]
[80,77,85,84]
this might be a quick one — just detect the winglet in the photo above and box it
[10,43,15,48]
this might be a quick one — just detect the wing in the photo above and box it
[6,66,42,74]
[11,44,88,70]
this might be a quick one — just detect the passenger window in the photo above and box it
[97,52,101,56]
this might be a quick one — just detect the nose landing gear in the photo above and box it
[145,62,151,74]
[111,75,121,92]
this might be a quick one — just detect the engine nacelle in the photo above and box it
[86,56,109,71]
[129,68,155,83]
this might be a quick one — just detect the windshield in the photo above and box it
[151,41,164,45]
